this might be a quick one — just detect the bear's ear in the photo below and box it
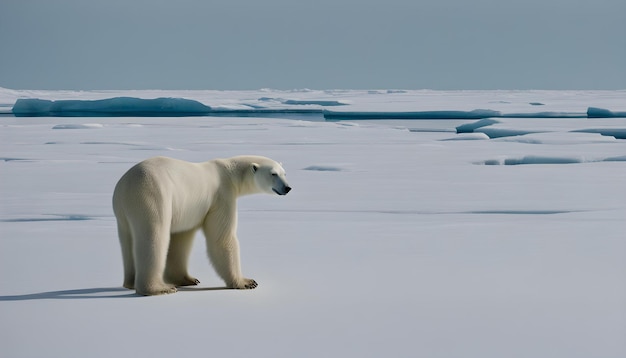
[251,163,259,173]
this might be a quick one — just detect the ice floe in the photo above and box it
[480,155,626,166]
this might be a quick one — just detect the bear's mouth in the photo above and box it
[273,187,291,195]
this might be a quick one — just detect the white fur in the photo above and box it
[112,155,290,296]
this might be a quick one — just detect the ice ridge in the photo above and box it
[323,109,501,120]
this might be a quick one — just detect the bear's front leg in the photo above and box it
[202,207,257,290]
[206,236,258,290]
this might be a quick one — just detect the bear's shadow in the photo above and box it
[0,286,230,301]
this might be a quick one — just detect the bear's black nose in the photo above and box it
[284,186,291,194]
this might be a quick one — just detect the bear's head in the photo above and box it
[251,161,291,196]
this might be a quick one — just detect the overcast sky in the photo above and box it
[1,0,624,90]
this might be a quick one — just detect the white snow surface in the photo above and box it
[1,89,626,358]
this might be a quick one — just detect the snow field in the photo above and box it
[1,111,625,357]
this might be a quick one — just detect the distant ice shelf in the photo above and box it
[11,97,213,117]
[3,88,626,119]
[10,97,328,117]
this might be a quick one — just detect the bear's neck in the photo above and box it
[214,159,260,197]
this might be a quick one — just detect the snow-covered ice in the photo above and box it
[1,88,625,358]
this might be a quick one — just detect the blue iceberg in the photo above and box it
[12,97,212,117]
[456,118,501,133]
[587,107,626,118]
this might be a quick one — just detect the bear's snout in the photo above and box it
[273,185,291,195]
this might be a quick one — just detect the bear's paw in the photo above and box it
[167,275,200,287]
[137,285,178,296]
[231,278,258,290]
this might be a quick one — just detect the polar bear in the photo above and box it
[112,155,291,296]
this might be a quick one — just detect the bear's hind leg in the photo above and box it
[116,217,135,290]
[132,222,177,296]
[165,230,200,287]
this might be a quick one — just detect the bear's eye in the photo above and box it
[271,173,277,177]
